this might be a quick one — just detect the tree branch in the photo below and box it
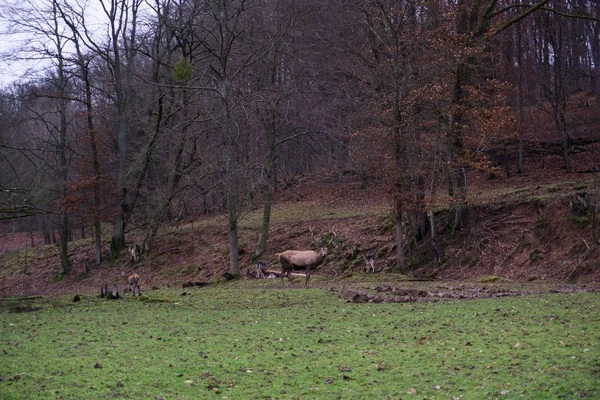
[487,0,552,39]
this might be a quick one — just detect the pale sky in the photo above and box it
[0,12,34,87]
[0,0,134,88]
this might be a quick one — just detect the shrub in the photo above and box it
[529,248,544,263]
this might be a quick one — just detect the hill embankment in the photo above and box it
[1,168,600,297]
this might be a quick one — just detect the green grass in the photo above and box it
[1,285,599,399]
[174,201,388,233]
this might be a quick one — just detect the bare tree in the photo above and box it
[537,7,571,172]
[135,0,206,253]
[251,0,309,257]
[182,0,271,274]
[331,0,446,272]
[445,0,600,230]
[56,2,105,265]
[69,0,144,260]
[0,0,77,275]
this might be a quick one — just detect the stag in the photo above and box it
[276,248,327,285]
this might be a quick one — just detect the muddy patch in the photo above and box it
[338,284,600,303]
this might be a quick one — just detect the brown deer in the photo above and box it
[276,248,327,285]
[123,272,140,295]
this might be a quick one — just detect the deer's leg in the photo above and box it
[280,261,289,286]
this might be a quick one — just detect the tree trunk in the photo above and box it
[394,196,405,273]
[256,189,273,258]
[448,61,469,232]
[393,117,405,272]
[409,175,428,242]
[110,210,125,260]
[58,213,70,275]
[55,5,70,275]
[227,187,240,274]
[226,141,240,275]
[108,0,140,261]
[84,64,103,265]
[110,104,128,259]
[516,25,525,173]
[140,25,188,254]
[551,24,571,173]
[43,219,51,245]
[28,224,35,247]
[256,111,277,257]
[452,167,468,232]
[592,11,600,112]
[223,76,240,275]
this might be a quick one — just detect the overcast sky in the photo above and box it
[0,12,32,87]
[0,0,119,88]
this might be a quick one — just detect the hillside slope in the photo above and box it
[1,167,600,297]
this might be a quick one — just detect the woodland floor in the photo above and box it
[2,152,600,298]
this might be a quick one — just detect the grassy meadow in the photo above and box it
[1,281,599,399]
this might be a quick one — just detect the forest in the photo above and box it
[1,0,600,280]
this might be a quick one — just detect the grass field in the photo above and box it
[1,281,599,399]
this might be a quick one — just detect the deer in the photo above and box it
[100,283,120,299]
[129,244,141,263]
[122,272,140,295]
[276,248,328,286]
[256,262,267,279]
[364,254,376,273]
